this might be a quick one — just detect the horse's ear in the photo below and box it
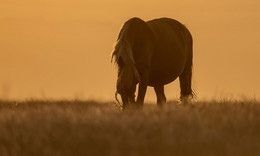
[134,68,141,83]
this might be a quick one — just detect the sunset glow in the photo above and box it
[1,0,260,101]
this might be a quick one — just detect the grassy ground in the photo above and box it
[0,100,260,156]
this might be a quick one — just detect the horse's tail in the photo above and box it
[179,26,196,99]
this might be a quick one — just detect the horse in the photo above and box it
[111,17,194,109]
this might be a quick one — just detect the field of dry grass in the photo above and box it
[0,100,259,156]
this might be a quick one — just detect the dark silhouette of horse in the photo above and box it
[112,17,194,109]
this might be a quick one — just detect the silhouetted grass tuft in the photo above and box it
[0,100,260,156]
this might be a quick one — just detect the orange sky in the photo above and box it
[1,0,260,101]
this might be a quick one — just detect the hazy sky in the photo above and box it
[1,0,260,101]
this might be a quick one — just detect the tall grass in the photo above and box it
[0,100,259,156]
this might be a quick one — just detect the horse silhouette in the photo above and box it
[112,17,194,109]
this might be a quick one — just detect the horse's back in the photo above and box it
[146,18,190,86]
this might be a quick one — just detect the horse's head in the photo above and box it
[116,61,140,108]
[111,38,141,108]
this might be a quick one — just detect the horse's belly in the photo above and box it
[148,68,183,86]
[148,51,186,86]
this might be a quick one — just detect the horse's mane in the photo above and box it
[111,26,136,67]
[111,22,141,84]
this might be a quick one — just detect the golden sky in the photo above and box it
[1,0,260,101]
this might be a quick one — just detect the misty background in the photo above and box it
[1,0,260,101]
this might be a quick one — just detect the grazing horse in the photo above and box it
[111,17,194,109]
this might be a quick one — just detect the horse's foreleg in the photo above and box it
[154,85,166,107]
[136,83,147,108]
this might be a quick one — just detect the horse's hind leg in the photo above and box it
[179,27,194,104]
[154,85,166,107]
[179,63,193,103]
